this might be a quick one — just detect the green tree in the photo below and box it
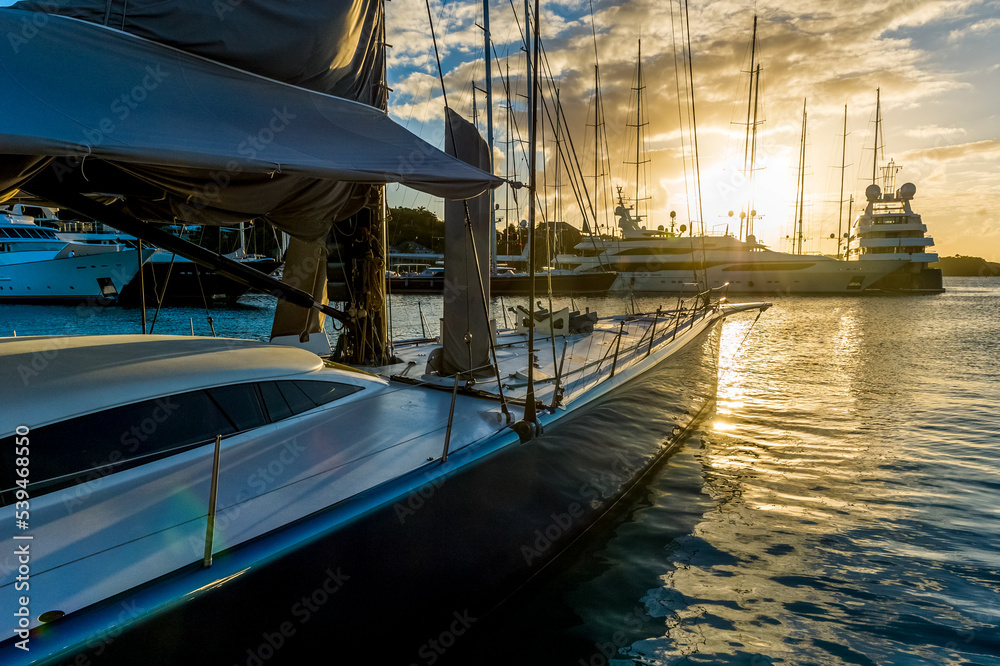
[388,206,445,253]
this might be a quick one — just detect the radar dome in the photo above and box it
[746,234,757,245]
[865,184,881,202]
[899,182,916,200]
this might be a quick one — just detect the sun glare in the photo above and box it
[701,150,797,247]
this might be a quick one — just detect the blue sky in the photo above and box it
[386,0,1000,259]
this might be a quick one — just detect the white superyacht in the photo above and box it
[556,190,914,295]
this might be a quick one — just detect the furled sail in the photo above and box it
[0,3,502,361]
[0,6,500,240]
[438,108,493,376]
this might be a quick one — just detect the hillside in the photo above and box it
[931,255,1000,277]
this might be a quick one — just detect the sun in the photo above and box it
[701,149,797,248]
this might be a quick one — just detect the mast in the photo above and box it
[625,40,650,225]
[739,15,762,240]
[523,0,539,428]
[837,104,848,260]
[872,87,880,184]
[588,4,604,237]
[743,15,757,177]
[747,63,761,239]
[483,0,497,274]
[635,40,642,208]
[795,98,807,255]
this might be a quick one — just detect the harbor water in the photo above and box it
[1,277,997,665]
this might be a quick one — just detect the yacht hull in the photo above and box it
[387,270,617,295]
[612,258,907,295]
[117,257,281,305]
[0,315,729,665]
[0,249,144,304]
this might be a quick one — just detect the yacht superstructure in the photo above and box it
[848,175,943,292]
[557,194,907,295]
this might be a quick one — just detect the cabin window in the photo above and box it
[207,384,267,431]
[259,380,362,421]
[0,379,363,506]
[0,390,235,504]
[259,382,294,422]
[294,380,363,406]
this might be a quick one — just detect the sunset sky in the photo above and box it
[385,0,1000,260]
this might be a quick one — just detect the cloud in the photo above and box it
[902,138,1000,164]
[905,125,968,138]
[382,0,999,257]
[948,16,1000,40]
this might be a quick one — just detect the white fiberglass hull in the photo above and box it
[0,248,145,303]
[612,257,909,295]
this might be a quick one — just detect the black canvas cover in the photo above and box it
[0,4,500,242]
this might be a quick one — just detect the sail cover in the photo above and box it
[0,5,501,242]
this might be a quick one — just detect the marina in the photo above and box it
[0,280,997,664]
[0,0,997,664]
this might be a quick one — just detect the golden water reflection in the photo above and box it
[623,294,996,664]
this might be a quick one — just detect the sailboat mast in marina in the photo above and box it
[740,15,763,241]
[794,98,807,255]
[0,2,771,662]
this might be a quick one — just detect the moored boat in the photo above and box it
[0,208,147,304]
[556,195,907,295]
[0,292,767,663]
[0,2,771,662]
[848,177,943,293]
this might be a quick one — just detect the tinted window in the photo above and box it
[208,384,267,431]
[276,381,315,415]
[1,391,235,504]
[259,382,293,422]
[0,380,364,505]
[295,381,363,406]
[260,380,363,420]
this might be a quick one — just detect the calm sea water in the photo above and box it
[2,278,997,665]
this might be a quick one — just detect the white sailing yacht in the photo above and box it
[0,3,768,663]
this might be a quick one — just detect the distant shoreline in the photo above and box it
[931,256,1000,277]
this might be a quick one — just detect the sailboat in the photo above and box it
[0,205,149,304]
[0,2,768,662]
